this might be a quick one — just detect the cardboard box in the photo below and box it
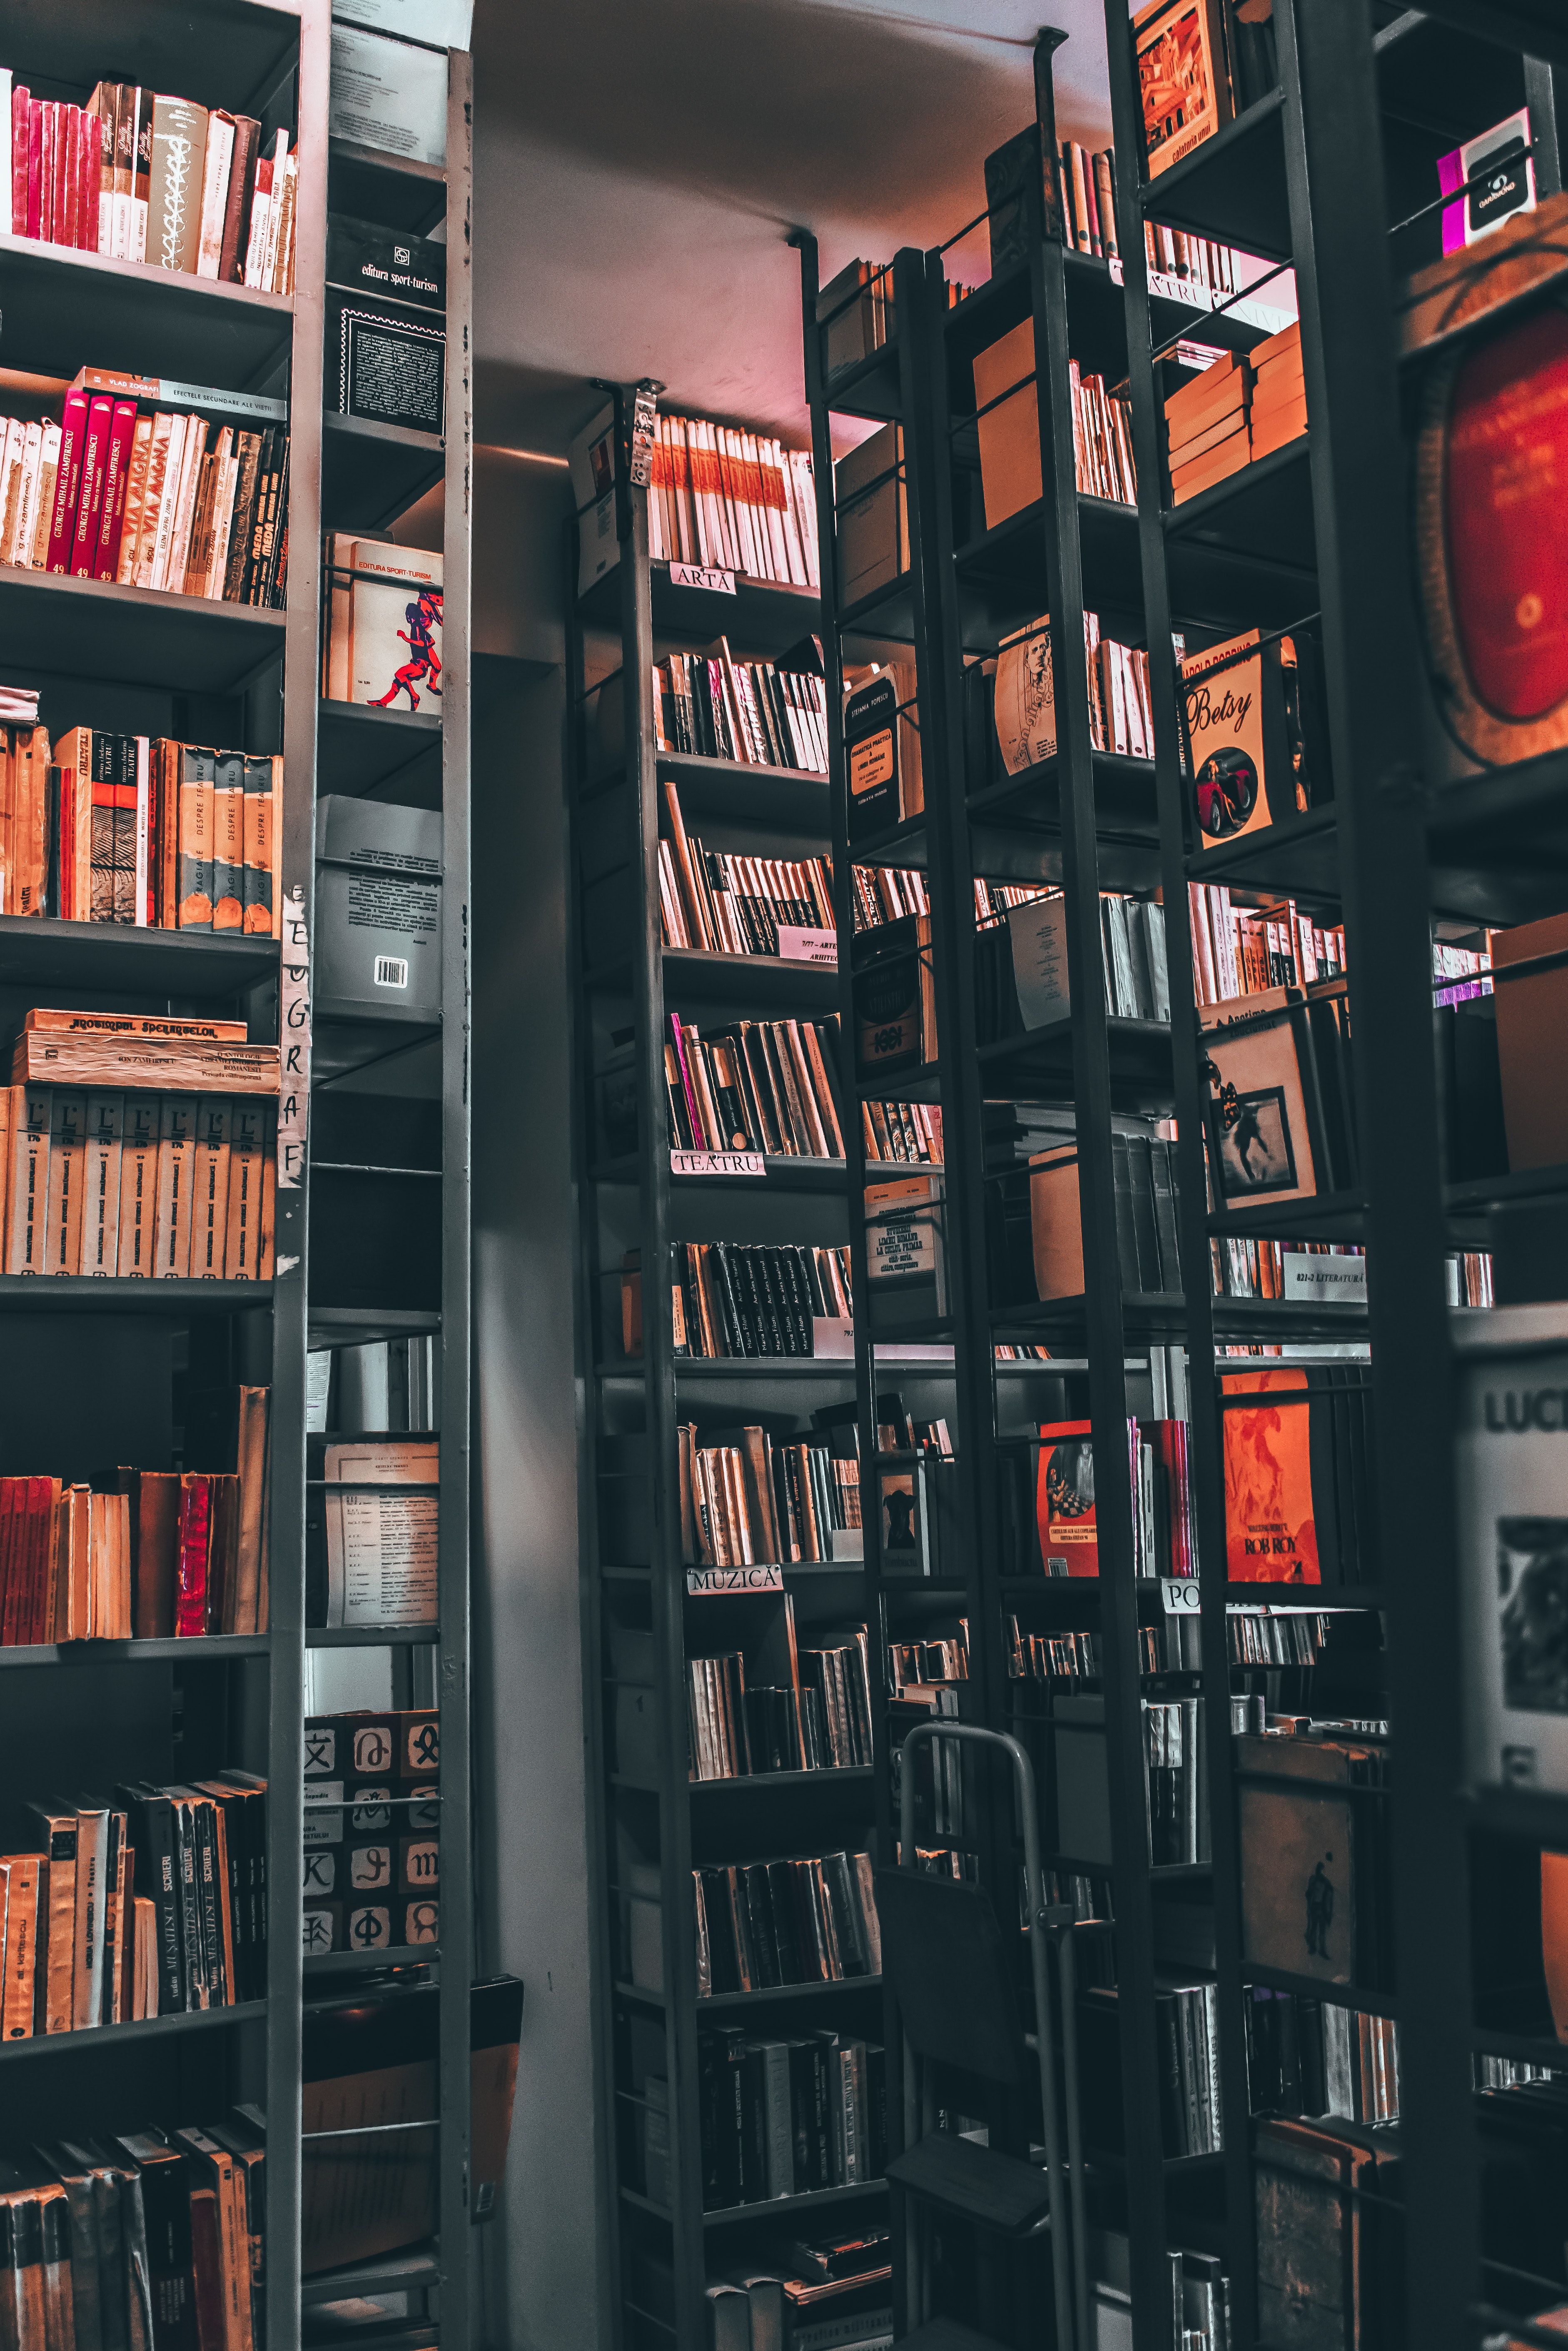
[974,319,1041,529]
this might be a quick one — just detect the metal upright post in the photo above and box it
[438,43,476,2351]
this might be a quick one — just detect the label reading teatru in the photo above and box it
[778,925,837,966]
[686,1565,784,1596]
[1282,1251,1367,1304]
[670,1149,764,1178]
[668,562,735,594]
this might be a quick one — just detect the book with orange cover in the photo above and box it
[1222,1366,1321,1582]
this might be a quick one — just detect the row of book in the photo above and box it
[975,889,1171,1041]
[1211,1235,1359,1303]
[667,1014,845,1160]
[659,791,834,956]
[1446,1250,1495,1307]
[1082,1975,1222,2156]
[652,645,828,773]
[0,727,281,932]
[1028,1132,1184,1303]
[687,1631,873,1782]
[323,536,444,714]
[2,74,298,288]
[1087,613,1157,752]
[0,1441,269,1645]
[0,2123,267,2351]
[679,1424,859,1571]
[1144,218,1246,301]
[889,1627,968,1690]
[1189,885,1347,1004]
[0,376,289,607]
[698,2028,885,2211]
[693,1849,880,1995]
[1244,1985,1402,2125]
[2,1087,277,1281]
[645,412,820,589]
[1070,362,1139,505]
[9,1777,266,2035]
[667,1240,854,1360]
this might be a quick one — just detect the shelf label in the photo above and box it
[812,1316,855,1358]
[278,885,312,1194]
[671,1149,764,1178]
[630,384,658,488]
[687,1565,784,1596]
[778,924,838,966]
[1160,1577,1202,1615]
[1282,1251,1367,1305]
[669,562,735,594]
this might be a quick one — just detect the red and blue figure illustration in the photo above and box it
[373,586,444,711]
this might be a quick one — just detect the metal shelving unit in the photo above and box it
[0,4,473,2344]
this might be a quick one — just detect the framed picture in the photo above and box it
[880,1458,930,1576]
[1134,0,1232,180]
[1199,997,1323,1207]
[1212,1081,1299,1198]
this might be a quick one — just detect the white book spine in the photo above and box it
[134,737,150,925]
[147,414,189,592]
[194,113,234,279]
[15,422,44,570]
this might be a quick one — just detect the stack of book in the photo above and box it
[0,727,281,933]
[0,371,290,604]
[2,1013,279,1280]
[1164,350,1253,503]
[0,2124,267,2351]
[1248,322,1307,461]
[693,1849,880,1993]
[2,74,297,289]
[10,1777,267,2033]
[658,787,835,954]
[302,1707,440,1957]
[653,646,827,772]
[646,411,819,589]
[701,2234,892,2351]
[699,2028,886,2206]
[862,1097,941,1166]
[666,1014,845,1160]
[850,861,927,928]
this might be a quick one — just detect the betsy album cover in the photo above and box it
[1456,1304,1568,1791]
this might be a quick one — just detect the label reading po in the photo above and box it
[778,925,838,966]
[671,1149,764,1178]
[1161,1577,1202,1615]
[687,1565,784,1596]
[668,562,735,594]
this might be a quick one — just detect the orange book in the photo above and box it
[1222,1367,1321,1582]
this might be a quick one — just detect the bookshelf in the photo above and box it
[1099,1,1568,2345]
[0,4,473,2346]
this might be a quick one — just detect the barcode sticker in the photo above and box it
[686,1565,784,1596]
[670,1149,764,1177]
[778,924,838,966]
[374,955,410,989]
[668,562,735,594]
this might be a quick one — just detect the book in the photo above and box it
[319,1439,439,1629]
[322,537,444,711]
[1135,0,1232,179]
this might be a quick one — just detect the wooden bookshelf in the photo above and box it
[0,6,473,2346]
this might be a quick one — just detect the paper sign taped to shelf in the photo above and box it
[686,1565,785,1596]
[1161,1577,1202,1614]
[671,1149,764,1178]
[778,925,838,966]
[278,887,311,1190]
[668,563,735,595]
[333,0,474,47]
[1282,1251,1367,1304]
[812,1316,855,1357]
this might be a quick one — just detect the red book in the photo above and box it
[187,2189,226,2351]
[175,1474,212,1638]
[1036,1420,1099,1577]
[61,107,80,250]
[27,100,44,240]
[24,1477,53,1645]
[69,393,112,577]
[0,1480,15,1646]
[1,1481,30,1647]
[79,110,101,252]
[44,102,60,243]
[9,86,27,239]
[46,387,90,572]
[94,399,140,581]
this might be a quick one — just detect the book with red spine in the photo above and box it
[175,1474,212,1637]
[9,86,27,239]
[27,98,44,240]
[80,110,102,252]
[61,105,80,250]
[94,400,139,581]
[46,387,90,572]
[69,394,113,577]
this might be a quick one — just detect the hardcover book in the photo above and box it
[1134,0,1231,179]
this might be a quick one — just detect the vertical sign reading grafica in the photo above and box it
[279,883,312,1195]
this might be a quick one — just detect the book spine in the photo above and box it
[177,746,215,929]
[45,388,89,573]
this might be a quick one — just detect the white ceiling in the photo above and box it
[470,0,1118,456]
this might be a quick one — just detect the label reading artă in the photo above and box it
[671,1149,764,1178]
[778,925,838,966]
[1281,1251,1366,1304]
[686,1565,784,1595]
[668,562,734,594]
